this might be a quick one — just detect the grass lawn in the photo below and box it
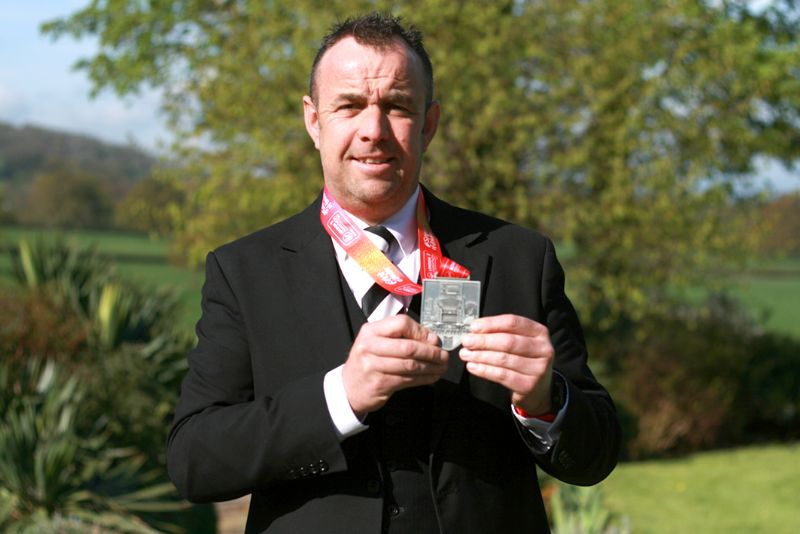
[732,275,800,337]
[0,226,170,257]
[601,443,800,533]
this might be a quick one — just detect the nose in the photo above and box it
[357,104,389,143]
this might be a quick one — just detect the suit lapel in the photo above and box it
[278,197,355,372]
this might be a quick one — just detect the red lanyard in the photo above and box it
[321,187,470,296]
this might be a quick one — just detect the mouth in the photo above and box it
[352,156,394,165]
[351,155,396,174]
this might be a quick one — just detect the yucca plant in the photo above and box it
[550,482,630,534]
[13,237,111,319]
[0,359,187,533]
[11,238,179,350]
[89,281,179,350]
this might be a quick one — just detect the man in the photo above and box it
[167,13,620,533]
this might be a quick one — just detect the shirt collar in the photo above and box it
[335,186,419,259]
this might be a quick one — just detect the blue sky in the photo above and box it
[0,1,170,153]
[0,2,797,191]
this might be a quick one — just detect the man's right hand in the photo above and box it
[342,314,449,418]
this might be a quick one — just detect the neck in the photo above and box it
[329,186,422,226]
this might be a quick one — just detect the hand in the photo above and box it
[342,314,449,418]
[459,314,555,416]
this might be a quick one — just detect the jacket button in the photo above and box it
[366,479,381,495]
[387,504,401,517]
[318,460,329,473]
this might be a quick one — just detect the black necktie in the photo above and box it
[361,225,398,319]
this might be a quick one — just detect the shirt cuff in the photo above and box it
[511,373,569,453]
[323,365,369,440]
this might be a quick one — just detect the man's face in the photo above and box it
[303,37,440,223]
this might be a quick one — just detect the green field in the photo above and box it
[601,443,800,533]
[732,275,800,337]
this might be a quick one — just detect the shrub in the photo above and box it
[598,294,800,458]
[2,239,211,532]
[11,237,180,349]
[0,359,185,533]
[0,289,86,366]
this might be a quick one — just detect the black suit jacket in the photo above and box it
[167,187,620,533]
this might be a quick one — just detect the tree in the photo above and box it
[116,174,185,236]
[19,166,114,229]
[43,0,800,322]
[759,192,800,255]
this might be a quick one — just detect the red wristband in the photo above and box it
[513,405,556,422]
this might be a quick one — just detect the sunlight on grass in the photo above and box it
[601,444,800,533]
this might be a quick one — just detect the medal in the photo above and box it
[421,278,481,350]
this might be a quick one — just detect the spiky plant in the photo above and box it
[0,359,186,533]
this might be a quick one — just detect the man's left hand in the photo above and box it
[459,314,555,416]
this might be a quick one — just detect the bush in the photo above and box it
[11,237,180,349]
[0,289,86,366]
[597,294,800,458]
[0,360,185,533]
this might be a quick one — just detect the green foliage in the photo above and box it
[0,121,154,188]
[0,360,185,533]
[759,192,800,255]
[2,239,207,532]
[0,121,155,228]
[116,174,185,236]
[0,288,87,365]
[14,236,110,293]
[0,184,13,225]
[599,294,800,458]
[550,483,630,534]
[0,226,204,331]
[41,1,800,323]
[11,237,180,349]
[16,166,115,230]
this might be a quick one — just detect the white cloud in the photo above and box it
[0,84,30,120]
[0,1,172,153]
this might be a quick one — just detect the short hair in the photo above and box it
[309,12,434,106]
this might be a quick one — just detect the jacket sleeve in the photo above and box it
[520,238,621,486]
[166,251,349,503]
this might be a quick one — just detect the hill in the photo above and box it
[0,121,156,199]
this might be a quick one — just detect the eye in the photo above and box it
[386,103,413,115]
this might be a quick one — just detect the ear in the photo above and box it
[303,95,321,149]
[422,100,441,151]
